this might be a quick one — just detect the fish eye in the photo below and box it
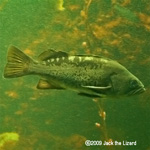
[130,80,138,88]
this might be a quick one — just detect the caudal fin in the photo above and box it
[4,46,32,78]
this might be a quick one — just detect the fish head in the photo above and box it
[110,70,145,96]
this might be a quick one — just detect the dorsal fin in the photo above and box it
[38,49,68,61]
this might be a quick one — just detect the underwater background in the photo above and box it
[0,0,150,150]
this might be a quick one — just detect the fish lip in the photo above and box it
[128,87,146,96]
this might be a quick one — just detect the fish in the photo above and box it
[3,46,145,98]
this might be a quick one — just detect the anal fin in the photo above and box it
[37,79,64,90]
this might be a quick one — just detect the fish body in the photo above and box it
[4,46,145,97]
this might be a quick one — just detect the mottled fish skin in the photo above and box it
[4,46,145,97]
[29,55,115,96]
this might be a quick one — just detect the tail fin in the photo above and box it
[4,46,32,78]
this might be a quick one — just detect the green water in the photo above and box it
[0,0,150,150]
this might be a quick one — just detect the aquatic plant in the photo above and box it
[113,4,140,23]
[0,132,19,149]
[57,0,65,11]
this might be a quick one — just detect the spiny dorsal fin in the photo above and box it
[37,79,64,90]
[38,49,68,61]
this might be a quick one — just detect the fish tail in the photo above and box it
[4,46,33,78]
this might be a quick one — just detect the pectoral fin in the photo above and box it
[37,79,64,90]
[81,85,111,90]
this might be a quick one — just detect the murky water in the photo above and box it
[0,0,150,150]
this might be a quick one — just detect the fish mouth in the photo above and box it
[128,87,146,96]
